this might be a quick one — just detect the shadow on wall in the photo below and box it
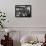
[13,40,21,46]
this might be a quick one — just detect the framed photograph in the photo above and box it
[15,5,32,17]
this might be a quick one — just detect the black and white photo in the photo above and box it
[15,5,31,17]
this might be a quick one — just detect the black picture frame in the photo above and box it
[15,5,32,17]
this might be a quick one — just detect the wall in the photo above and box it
[0,0,46,46]
[0,0,46,27]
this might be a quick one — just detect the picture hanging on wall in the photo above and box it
[15,5,32,17]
